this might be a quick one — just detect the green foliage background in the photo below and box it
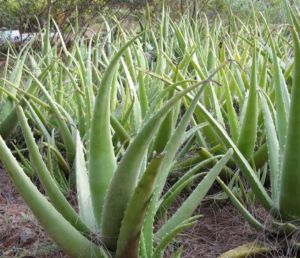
[0,0,145,30]
[0,0,298,31]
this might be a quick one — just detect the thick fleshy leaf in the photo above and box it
[260,93,280,206]
[116,154,165,258]
[237,46,258,160]
[155,149,233,240]
[89,34,142,226]
[75,132,97,232]
[194,100,273,210]
[16,106,90,234]
[101,82,207,250]
[280,28,300,218]
[0,136,108,258]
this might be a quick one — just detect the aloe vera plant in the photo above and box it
[0,26,233,257]
[190,4,300,256]
[3,3,300,257]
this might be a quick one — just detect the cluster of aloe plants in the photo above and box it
[1,1,300,257]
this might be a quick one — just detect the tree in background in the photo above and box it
[0,0,298,33]
[0,0,149,32]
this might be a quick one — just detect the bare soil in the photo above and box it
[0,167,285,258]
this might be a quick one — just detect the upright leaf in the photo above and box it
[89,34,141,226]
[280,29,300,218]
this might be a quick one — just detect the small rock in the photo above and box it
[19,228,35,246]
